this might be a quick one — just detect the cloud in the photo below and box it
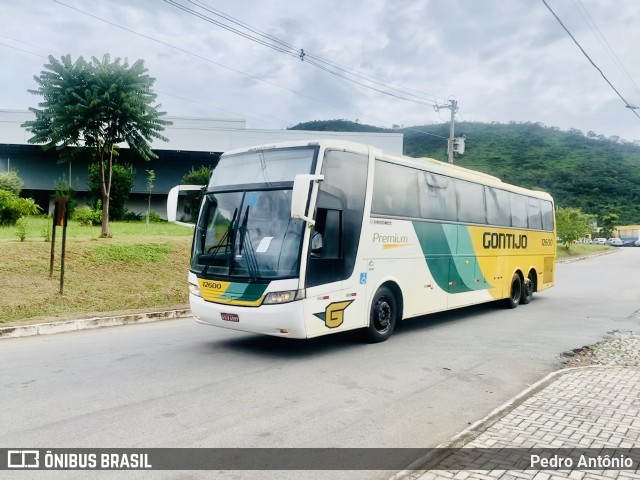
[1,0,639,140]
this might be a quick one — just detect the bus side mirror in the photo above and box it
[291,174,324,226]
[167,184,205,227]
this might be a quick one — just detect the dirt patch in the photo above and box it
[561,345,597,367]
[561,330,640,368]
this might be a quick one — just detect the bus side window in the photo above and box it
[310,208,327,257]
[322,209,342,258]
[307,208,343,286]
[311,207,342,258]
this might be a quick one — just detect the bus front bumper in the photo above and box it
[189,294,308,338]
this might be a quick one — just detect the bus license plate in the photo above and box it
[221,313,239,322]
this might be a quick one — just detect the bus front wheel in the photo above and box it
[505,273,522,309]
[365,286,397,343]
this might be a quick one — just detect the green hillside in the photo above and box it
[290,120,640,224]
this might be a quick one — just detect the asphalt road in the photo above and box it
[1,248,639,480]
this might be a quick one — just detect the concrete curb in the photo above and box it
[388,365,614,480]
[0,308,192,339]
[557,247,620,263]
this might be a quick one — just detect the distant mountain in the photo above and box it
[290,119,389,133]
[289,120,640,224]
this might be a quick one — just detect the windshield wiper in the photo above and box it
[235,206,259,282]
[242,231,260,282]
[238,205,249,256]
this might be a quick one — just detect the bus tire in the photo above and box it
[365,286,397,343]
[504,273,522,309]
[521,272,535,305]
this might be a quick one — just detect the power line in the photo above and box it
[0,41,46,59]
[0,34,50,56]
[571,0,640,98]
[157,89,291,127]
[164,0,442,106]
[52,0,364,115]
[52,0,449,141]
[164,1,300,59]
[541,0,640,120]
[176,0,447,104]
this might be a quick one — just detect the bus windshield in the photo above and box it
[191,189,304,280]
[208,147,317,189]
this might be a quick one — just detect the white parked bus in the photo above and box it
[168,140,556,342]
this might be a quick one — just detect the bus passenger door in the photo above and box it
[301,148,369,338]
[303,207,367,337]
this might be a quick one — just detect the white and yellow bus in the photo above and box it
[168,139,555,342]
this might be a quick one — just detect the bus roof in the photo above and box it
[221,139,554,202]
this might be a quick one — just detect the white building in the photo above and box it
[0,110,403,217]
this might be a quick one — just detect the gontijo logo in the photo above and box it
[373,232,410,249]
[482,232,528,249]
[313,300,354,328]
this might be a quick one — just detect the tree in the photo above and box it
[599,213,620,239]
[181,165,213,185]
[178,167,210,224]
[87,163,135,221]
[556,207,594,250]
[23,54,171,237]
[146,169,155,225]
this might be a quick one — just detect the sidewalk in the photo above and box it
[0,307,192,339]
[403,331,640,479]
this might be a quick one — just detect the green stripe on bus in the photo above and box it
[219,282,268,301]
[412,222,490,293]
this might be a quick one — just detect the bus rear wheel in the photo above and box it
[521,272,535,305]
[505,273,522,309]
[365,286,397,343]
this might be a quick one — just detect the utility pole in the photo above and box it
[434,99,458,163]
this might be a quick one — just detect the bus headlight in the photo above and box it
[188,282,202,297]
[263,289,305,304]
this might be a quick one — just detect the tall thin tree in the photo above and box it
[23,54,171,237]
[146,169,155,225]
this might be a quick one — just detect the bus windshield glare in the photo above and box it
[191,146,318,280]
[208,147,317,188]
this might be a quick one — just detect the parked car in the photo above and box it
[591,238,607,245]
[635,239,640,247]
[607,238,624,246]
[622,239,636,247]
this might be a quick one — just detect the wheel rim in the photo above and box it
[374,298,392,333]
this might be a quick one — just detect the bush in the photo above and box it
[0,171,24,195]
[148,211,163,223]
[73,206,102,226]
[15,218,27,241]
[121,210,143,221]
[0,190,42,226]
[41,219,51,242]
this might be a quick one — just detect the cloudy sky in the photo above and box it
[2,0,640,141]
